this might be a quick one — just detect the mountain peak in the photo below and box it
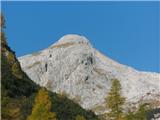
[57,34,89,44]
[18,35,160,115]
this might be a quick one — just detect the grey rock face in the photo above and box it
[18,34,160,115]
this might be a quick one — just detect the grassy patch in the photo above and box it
[51,42,75,49]
[27,61,41,69]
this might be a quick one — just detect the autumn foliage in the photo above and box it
[27,88,57,120]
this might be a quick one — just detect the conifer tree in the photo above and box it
[27,88,56,120]
[1,13,7,47]
[105,79,125,120]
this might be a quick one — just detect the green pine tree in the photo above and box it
[27,88,57,120]
[105,79,125,120]
[124,103,150,120]
[134,104,149,120]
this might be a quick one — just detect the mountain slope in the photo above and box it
[18,34,160,115]
[1,16,98,120]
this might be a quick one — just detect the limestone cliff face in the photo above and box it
[18,34,160,114]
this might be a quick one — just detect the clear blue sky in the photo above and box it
[2,1,160,72]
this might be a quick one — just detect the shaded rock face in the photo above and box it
[18,34,160,114]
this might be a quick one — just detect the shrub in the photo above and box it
[12,62,23,79]
[75,115,86,120]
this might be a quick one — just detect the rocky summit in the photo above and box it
[18,34,160,115]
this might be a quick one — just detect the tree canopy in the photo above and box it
[27,88,57,120]
[105,79,125,120]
